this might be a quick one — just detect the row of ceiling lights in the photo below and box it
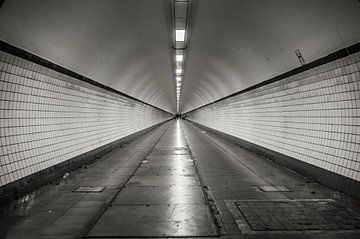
[175,30,184,112]
[173,0,189,113]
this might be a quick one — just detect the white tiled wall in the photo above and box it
[0,51,171,187]
[187,52,360,182]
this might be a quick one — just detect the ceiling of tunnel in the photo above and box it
[1,0,360,114]
[181,0,360,112]
[0,0,175,113]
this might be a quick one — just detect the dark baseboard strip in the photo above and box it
[188,120,360,201]
[0,120,169,207]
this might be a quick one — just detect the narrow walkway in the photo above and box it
[85,120,218,237]
[0,120,359,239]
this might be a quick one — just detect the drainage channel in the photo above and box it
[83,120,219,238]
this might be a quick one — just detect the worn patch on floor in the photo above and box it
[225,199,360,234]
[258,185,291,192]
[73,186,105,193]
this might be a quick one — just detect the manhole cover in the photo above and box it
[259,186,290,192]
[74,186,105,193]
[225,199,360,234]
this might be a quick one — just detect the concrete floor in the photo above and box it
[0,120,359,239]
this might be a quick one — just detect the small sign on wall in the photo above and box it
[295,49,306,65]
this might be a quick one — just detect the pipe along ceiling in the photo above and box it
[0,0,359,113]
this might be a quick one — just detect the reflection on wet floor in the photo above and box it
[0,123,170,239]
[0,120,360,239]
[87,120,218,237]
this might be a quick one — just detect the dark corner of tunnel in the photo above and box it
[0,0,5,9]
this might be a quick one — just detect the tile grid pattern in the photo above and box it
[0,50,171,187]
[187,52,360,182]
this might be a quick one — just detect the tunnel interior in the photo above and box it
[0,0,360,238]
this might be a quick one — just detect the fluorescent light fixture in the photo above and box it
[175,30,185,41]
[176,55,183,62]
[176,69,182,74]
[176,77,181,82]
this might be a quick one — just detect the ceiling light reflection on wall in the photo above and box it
[175,30,185,41]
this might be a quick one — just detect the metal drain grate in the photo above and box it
[225,199,360,234]
[74,186,105,193]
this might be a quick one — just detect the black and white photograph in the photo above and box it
[0,0,359,238]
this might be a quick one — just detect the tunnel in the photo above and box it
[0,0,360,238]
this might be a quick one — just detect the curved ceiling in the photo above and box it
[0,0,175,113]
[182,0,360,112]
[1,0,360,113]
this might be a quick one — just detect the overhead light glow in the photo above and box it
[176,69,182,74]
[175,30,185,42]
[176,55,183,62]
[176,77,181,82]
